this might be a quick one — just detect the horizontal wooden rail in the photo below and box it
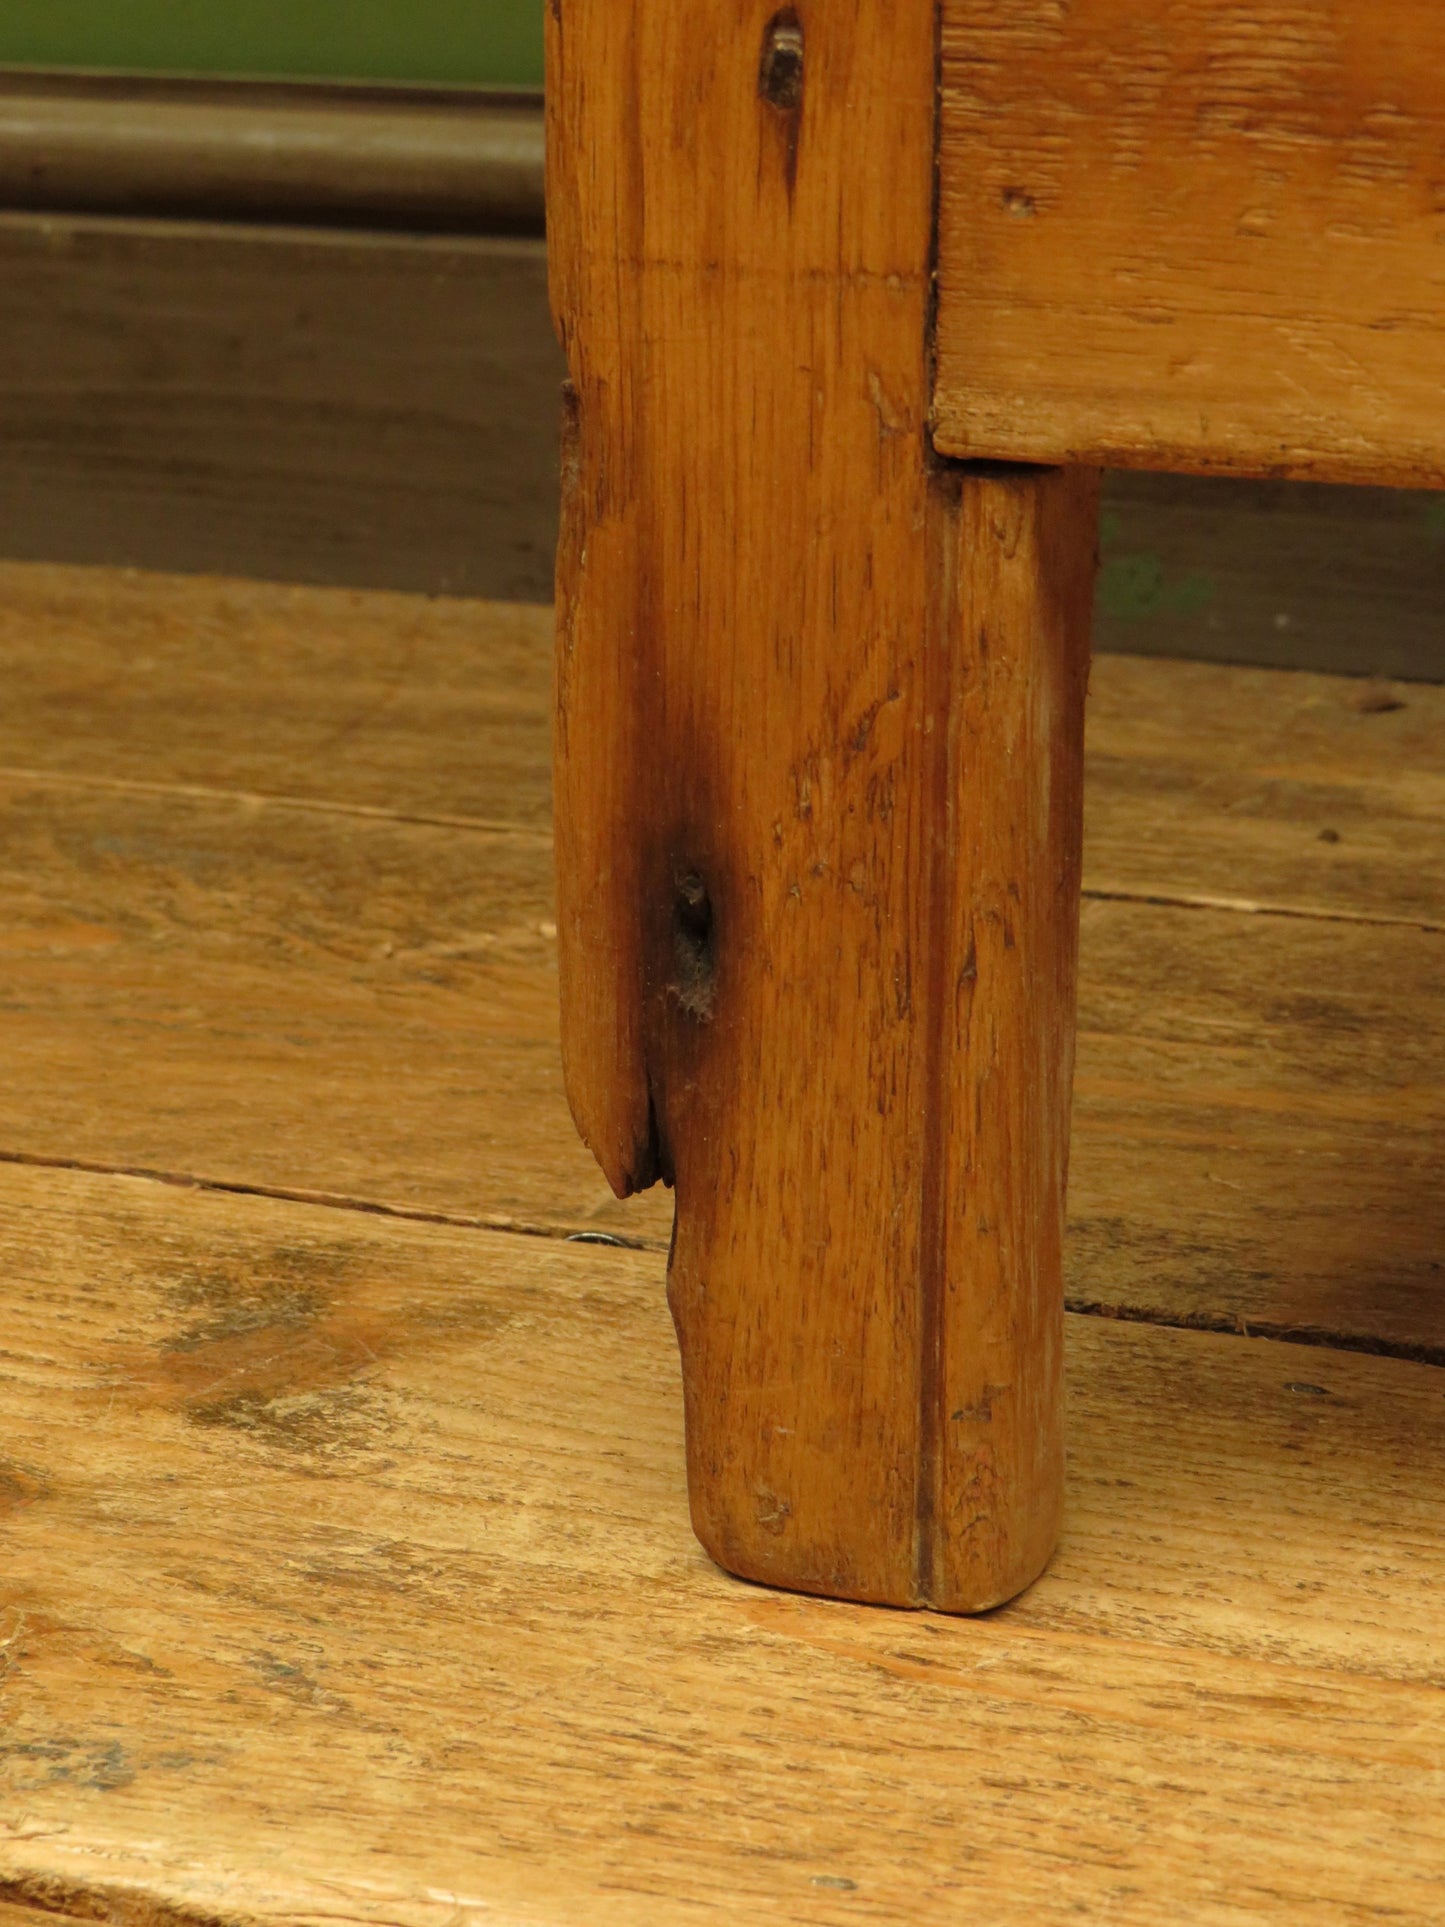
[933,0,1445,490]
[0,71,544,232]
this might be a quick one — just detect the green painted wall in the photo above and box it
[0,2,544,89]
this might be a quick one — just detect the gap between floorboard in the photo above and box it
[1068,1296,1445,1371]
[0,1146,645,1248]
[1081,883,1445,938]
[0,765,554,842]
[5,1146,1437,1369]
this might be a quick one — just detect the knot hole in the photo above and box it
[759,10,804,112]
[671,871,716,1023]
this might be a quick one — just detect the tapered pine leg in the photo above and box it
[547,0,1099,1611]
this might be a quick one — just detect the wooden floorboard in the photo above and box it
[0,565,554,829]
[1072,900,1445,1358]
[2,779,1443,1351]
[2,1162,1444,1927]
[0,775,572,1235]
[4,561,1441,923]
[2,562,1443,1919]
[0,563,1442,1354]
[1087,650,1445,930]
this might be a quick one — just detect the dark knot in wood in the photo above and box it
[758,10,805,113]
[670,870,716,1022]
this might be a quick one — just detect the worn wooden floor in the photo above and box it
[1,561,1443,1925]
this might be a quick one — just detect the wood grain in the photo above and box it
[0,564,556,829]
[2,765,1442,1358]
[4,561,1445,1915]
[5,559,1444,930]
[934,0,1445,486]
[549,0,1101,1609]
[3,1161,1445,1925]
[0,774,573,1232]
[0,215,564,601]
[921,470,1099,1606]
[2,565,1444,1360]
[1073,899,1445,1360]
[1087,651,1445,930]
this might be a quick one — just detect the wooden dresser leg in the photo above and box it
[547,0,1099,1610]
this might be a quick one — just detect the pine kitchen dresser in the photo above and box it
[548,0,1445,1613]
